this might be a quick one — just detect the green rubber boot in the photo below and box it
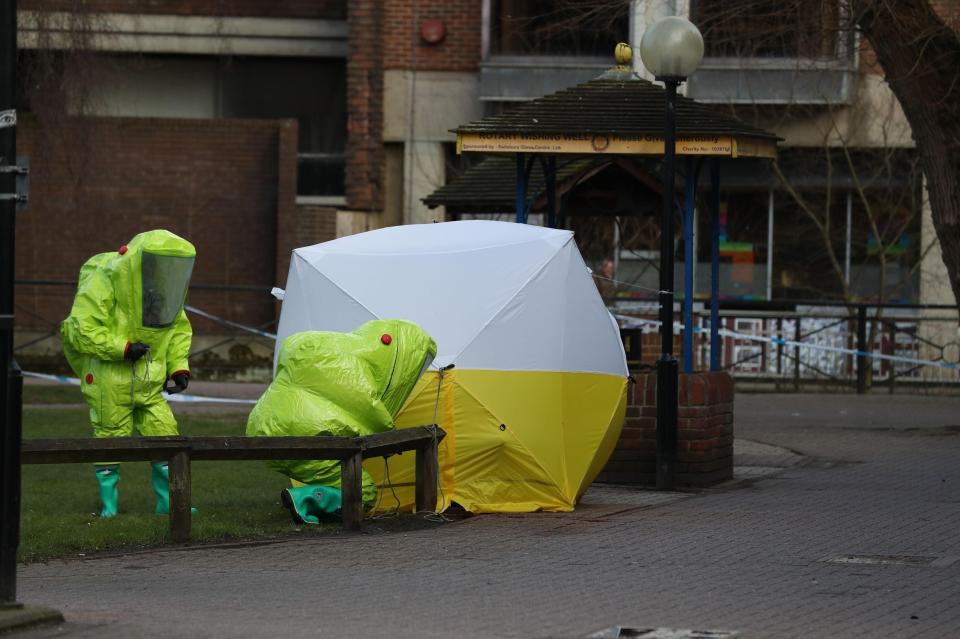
[151,462,197,515]
[151,462,171,515]
[280,485,342,525]
[95,464,120,518]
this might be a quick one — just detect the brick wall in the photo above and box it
[20,1,345,19]
[295,205,338,245]
[275,204,338,287]
[597,371,735,487]
[345,0,385,212]
[15,116,296,337]
[274,120,299,290]
[384,0,482,72]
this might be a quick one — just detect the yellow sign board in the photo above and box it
[457,132,776,159]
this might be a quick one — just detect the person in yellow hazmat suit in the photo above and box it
[246,320,437,524]
[60,229,196,518]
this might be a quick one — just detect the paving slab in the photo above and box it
[10,393,960,638]
[0,605,63,634]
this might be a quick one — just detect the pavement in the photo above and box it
[8,392,960,638]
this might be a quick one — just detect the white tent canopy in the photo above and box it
[276,220,627,377]
[275,220,629,512]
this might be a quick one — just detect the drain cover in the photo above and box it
[588,628,737,639]
[826,554,957,567]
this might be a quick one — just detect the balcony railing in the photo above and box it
[479,56,610,102]
[685,56,858,105]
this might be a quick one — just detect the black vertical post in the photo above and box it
[887,320,896,395]
[776,317,783,376]
[0,339,20,606]
[0,0,20,605]
[656,78,679,491]
[793,317,801,391]
[856,305,868,394]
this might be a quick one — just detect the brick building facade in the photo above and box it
[14,0,353,375]
[11,0,960,381]
[14,115,300,373]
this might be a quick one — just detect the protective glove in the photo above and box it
[125,342,149,362]
[166,372,189,395]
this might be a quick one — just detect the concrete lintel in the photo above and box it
[383,70,482,143]
[18,12,347,57]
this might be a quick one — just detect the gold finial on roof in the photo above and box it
[614,42,632,66]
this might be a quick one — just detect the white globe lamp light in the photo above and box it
[639,16,704,80]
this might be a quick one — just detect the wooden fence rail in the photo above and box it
[21,426,444,542]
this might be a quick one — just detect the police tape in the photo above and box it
[184,305,278,340]
[22,371,259,404]
[614,315,960,371]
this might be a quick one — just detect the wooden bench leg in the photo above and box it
[415,429,439,513]
[340,453,363,530]
[169,451,192,543]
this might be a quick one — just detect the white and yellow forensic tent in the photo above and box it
[275,220,628,512]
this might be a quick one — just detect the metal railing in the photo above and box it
[696,301,959,391]
[615,299,959,392]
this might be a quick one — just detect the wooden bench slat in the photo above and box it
[188,436,361,461]
[22,438,191,464]
[20,427,447,538]
[359,426,444,459]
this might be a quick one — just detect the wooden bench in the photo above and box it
[21,426,445,542]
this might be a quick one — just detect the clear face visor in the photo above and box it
[417,352,436,381]
[141,252,195,328]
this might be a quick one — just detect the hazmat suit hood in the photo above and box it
[276,319,436,417]
[123,230,196,329]
[247,319,437,505]
[61,229,196,379]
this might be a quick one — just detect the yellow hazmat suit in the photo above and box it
[61,229,195,516]
[246,320,437,523]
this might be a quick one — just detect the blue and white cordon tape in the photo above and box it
[615,315,960,371]
[23,304,271,404]
[22,371,258,404]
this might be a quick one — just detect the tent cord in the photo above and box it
[130,348,154,406]
[372,365,452,523]
[370,456,401,520]
[421,366,452,523]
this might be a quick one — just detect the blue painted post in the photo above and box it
[682,158,696,373]
[515,153,526,223]
[709,160,721,371]
[545,156,557,228]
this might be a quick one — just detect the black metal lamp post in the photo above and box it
[0,0,20,606]
[639,16,703,490]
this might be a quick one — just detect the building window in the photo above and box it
[696,192,771,300]
[23,51,349,198]
[691,0,841,59]
[491,0,629,57]
[218,57,346,198]
[770,148,922,302]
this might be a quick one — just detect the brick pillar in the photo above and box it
[274,119,299,289]
[346,0,385,213]
[597,370,735,487]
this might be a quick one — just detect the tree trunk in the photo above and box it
[854,0,960,314]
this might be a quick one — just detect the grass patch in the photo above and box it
[23,384,86,405]
[20,407,337,562]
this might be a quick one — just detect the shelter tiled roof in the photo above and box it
[424,157,595,213]
[454,73,780,142]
